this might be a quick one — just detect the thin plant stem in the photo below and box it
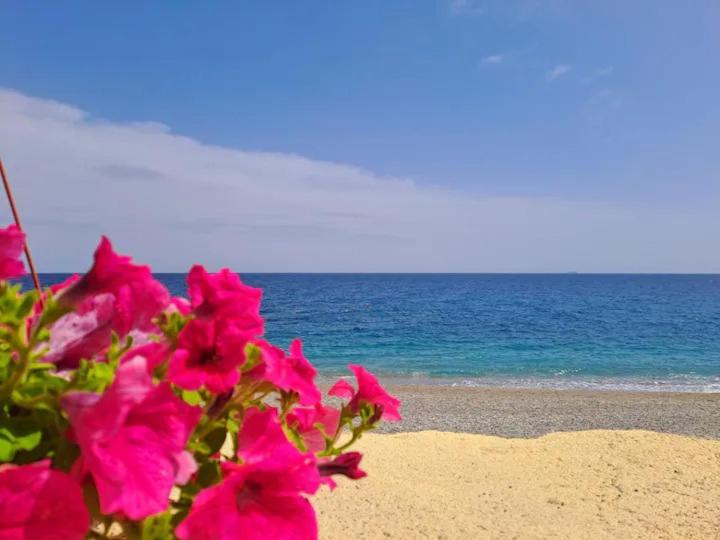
[0,157,43,305]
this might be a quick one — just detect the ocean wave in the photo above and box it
[374,374,720,393]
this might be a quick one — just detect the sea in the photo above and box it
[25,273,720,393]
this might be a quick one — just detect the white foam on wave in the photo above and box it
[373,374,720,393]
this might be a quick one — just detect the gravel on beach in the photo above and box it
[371,385,720,438]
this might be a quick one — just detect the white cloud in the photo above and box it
[582,65,615,84]
[546,64,571,81]
[0,88,718,272]
[481,54,505,65]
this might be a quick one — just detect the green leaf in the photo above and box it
[17,370,69,410]
[0,417,42,462]
[54,436,80,472]
[15,291,36,320]
[72,359,116,393]
[204,427,228,456]
[141,511,175,540]
[181,390,203,406]
[242,342,262,372]
[195,460,221,488]
[31,293,72,337]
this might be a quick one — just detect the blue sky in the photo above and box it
[0,1,719,271]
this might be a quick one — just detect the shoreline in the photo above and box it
[363,384,720,439]
[319,373,720,393]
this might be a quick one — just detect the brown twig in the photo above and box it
[0,157,43,304]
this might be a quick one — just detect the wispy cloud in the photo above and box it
[546,64,571,82]
[0,88,717,272]
[449,0,485,16]
[481,54,505,65]
[582,65,615,84]
[581,89,624,127]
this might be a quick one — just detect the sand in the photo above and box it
[314,429,720,539]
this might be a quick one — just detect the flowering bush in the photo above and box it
[0,224,400,539]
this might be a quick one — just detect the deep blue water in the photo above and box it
[25,274,720,391]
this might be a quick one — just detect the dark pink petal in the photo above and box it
[0,224,25,280]
[62,357,201,520]
[46,240,170,369]
[168,319,246,394]
[178,409,319,540]
[187,265,264,332]
[348,364,402,421]
[318,452,367,481]
[249,339,321,406]
[120,342,171,372]
[0,460,89,540]
[44,293,116,369]
[59,236,157,306]
[286,404,341,453]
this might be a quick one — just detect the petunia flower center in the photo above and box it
[235,478,263,510]
[196,347,219,366]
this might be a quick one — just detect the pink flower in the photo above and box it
[168,319,251,393]
[176,408,319,540]
[120,341,171,372]
[0,460,89,540]
[248,339,321,406]
[45,279,168,370]
[329,365,402,421]
[44,293,117,369]
[62,356,201,520]
[112,277,170,335]
[44,239,169,369]
[318,452,367,485]
[170,295,192,315]
[0,224,25,280]
[187,265,263,331]
[59,236,159,304]
[286,403,341,453]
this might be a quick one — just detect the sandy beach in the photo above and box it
[315,386,720,539]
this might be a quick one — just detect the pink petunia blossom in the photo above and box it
[0,460,89,540]
[120,341,171,372]
[58,236,159,306]
[45,279,169,370]
[44,292,117,369]
[62,356,201,520]
[111,277,170,335]
[44,239,169,369]
[286,403,341,453]
[0,224,25,280]
[168,318,251,393]
[318,451,367,485]
[248,339,321,406]
[176,408,320,540]
[328,364,402,421]
[170,295,192,315]
[187,265,264,331]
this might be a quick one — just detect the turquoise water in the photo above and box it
[32,274,720,392]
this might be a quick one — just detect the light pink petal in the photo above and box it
[328,379,355,399]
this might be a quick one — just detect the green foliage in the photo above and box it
[141,511,175,540]
[70,359,117,393]
[158,310,188,342]
[0,416,42,462]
